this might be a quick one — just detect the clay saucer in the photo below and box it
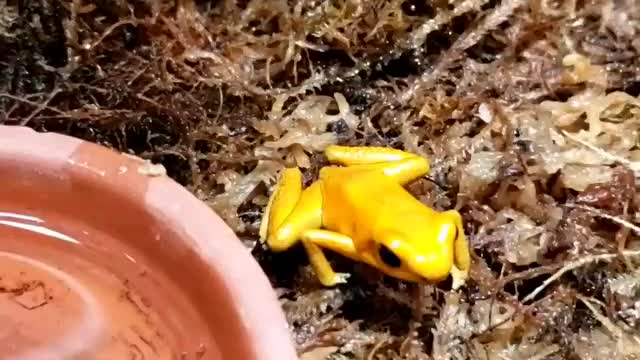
[0,125,297,360]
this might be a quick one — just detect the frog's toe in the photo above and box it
[320,272,351,287]
[334,272,351,284]
[450,265,468,290]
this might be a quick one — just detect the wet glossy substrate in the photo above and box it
[0,207,217,360]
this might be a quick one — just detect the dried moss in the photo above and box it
[2,0,640,358]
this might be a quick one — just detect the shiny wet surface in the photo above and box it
[0,211,216,360]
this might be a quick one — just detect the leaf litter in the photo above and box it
[1,0,640,358]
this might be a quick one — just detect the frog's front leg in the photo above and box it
[324,145,430,185]
[260,168,351,286]
[300,229,363,286]
[446,210,471,290]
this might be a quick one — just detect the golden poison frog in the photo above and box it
[259,145,471,289]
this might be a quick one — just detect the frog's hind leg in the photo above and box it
[260,169,349,286]
[325,145,430,185]
[260,168,322,252]
[325,145,423,165]
[259,168,303,246]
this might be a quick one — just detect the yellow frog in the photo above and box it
[259,145,470,289]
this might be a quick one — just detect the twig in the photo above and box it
[136,93,166,110]
[565,204,640,235]
[83,19,140,51]
[498,263,561,286]
[367,338,388,360]
[561,130,640,175]
[577,294,624,338]
[528,345,561,360]
[522,250,640,303]
[579,296,640,355]
[214,85,224,123]
[19,88,61,126]
[400,0,527,103]
[4,92,49,120]
[404,0,488,50]
[487,264,507,334]
[0,92,66,123]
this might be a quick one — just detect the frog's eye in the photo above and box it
[378,244,402,268]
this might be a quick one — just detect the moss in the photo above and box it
[2,0,640,358]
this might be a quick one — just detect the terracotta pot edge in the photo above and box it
[0,125,298,360]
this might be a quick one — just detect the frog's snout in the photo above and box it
[408,251,453,283]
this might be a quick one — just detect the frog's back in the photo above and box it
[319,166,426,244]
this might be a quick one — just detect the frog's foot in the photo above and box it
[333,272,351,284]
[324,145,430,186]
[450,265,468,290]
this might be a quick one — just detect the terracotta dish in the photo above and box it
[0,125,297,360]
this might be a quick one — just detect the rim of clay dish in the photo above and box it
[0,125,298,360]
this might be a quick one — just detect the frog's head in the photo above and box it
[371,210,469,284]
